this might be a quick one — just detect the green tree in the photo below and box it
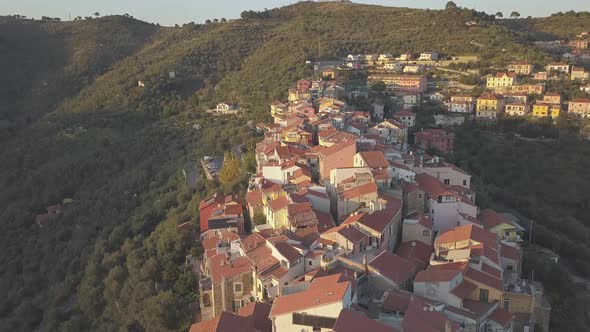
[219,152,241,186]
[94,12,100,18]
[445,1,458,10]
[496,12,503,19]
[253,214,267,226]
[370,81,386,93]
[510,11,521,19]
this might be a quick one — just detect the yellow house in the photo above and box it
[476,94,505,119]
[486,72,517,88]
[532,103,560,118]
[264,195,289,229]
[479,209,524,243]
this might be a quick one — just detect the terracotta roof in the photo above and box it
[369,251,414,284]
[267,196,289,211]
[396,241,432,270]
[316,211,336,232]
[269,273,351,317]
[414,267,461,283]
[339,182,378,200]
[224,204,244,216]
[238,302,272,332]
[333,309,400,332]
[382,289,413,313]
[482,263,503,279]
[241,232,267,252]
[464,267,504,292]
[415,173,454,198]
[500,243,521,261]
[210,254,253,284]
[273,241,302,264]
[246,190,264,208]
[450,279,478,299]
[402,298,461,332]
[434,224,498,248]
[328,223,368,244]
[287,202,319,228]
[358,151,389,168]
[569,98,590,103]
[490,307,514,328]
[189,311,254,332]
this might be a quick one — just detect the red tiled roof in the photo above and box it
[464,267,504,292]
[369,251,414,285]
[189,311,254,332]
[269,273,351,317]
[246,190,263,208]
[402,298,461,332]
[238,302,272,332]
[335,224,368,244]
[382,288,413,313]
[396,241,432,270]
[339,182,378,200]
[435,224,498,248]
[414,267,461,283]
[242,233,266,252]
[489,307,514,328]
[482,263,503,279]
[316,211,336,232]
[333,309,400,332]
[273,241,302,264]
[209,254,253,284]
[450,280,478,299]
[415,173,454,198]
[224,204,244,216]
[267,196,289,211]
[359,151,390,168]
[479,209,515,229]
[500,243,521,261]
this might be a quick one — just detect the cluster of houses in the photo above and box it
[192,72,551,332]
[441,62,590,119]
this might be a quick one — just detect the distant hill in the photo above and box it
[499,11,590,40]
[0,3,582,331]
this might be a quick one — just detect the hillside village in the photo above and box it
[182,35,590,331]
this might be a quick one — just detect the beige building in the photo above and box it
[269,273,353,332]
[505,103,529,116]
[568,98,590,118]
[476,94,505,119]
[571,66,590,80]
[507,62,534,75]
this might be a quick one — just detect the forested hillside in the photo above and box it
[0,3,583,331]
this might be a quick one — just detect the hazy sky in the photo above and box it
[1,0,588,26]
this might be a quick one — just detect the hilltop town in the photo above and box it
[185,35,590,330]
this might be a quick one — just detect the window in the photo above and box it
[233,300,244,312]
[504,299,510,311]
[313,328,321,332]
[463,180,467,186]
[505,231,510,237]
[309,260,313,266]
[418,193,422,199]
[479,289,489,303]
[443,179,450,185]
[234,282,243,293]
[506,265,514,271]
[422,230,430,237]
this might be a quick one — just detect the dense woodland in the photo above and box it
[1,3,590,331]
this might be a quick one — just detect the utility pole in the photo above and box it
[529,219,533,245]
